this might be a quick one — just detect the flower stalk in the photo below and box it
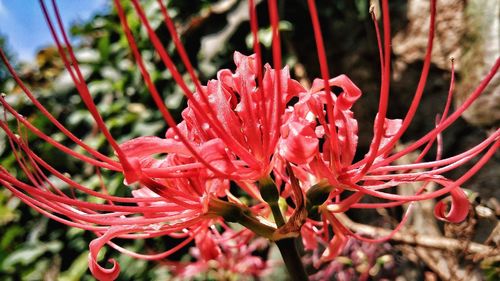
[208,197,276,239]
[259,176,310,280]
[276,238,310,281]
[259,176,286,227]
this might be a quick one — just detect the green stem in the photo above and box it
[237,211,276,238]
[259,176,286,227]
[207,197,276,239]
[270,201,286,227]
[209,192,307,280]
[276,238,309,281]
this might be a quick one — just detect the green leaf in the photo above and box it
[0,205,19,226]
[0,226,23,250]
[245,21,293,48]
[1,241,62,271]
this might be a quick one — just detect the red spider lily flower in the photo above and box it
[284,0,499,264]
[113,0,306,182]
[126,51,304,181]
[0,0,498,280]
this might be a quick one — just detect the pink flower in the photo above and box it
[0,0,498,280]
[170,228,270,279]
[149,51,305,180]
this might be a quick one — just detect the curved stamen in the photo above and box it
[374,58,499,169]
[267,0,283,157]
[113,0,229,177]
[307,0,341,172]
[39,1,133,175]
[353,0,392,181]
[351,0,438,171]
[0,49,119,169]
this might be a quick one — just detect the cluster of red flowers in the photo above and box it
[0,0,498,280]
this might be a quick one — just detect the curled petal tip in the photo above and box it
[88,255,120,281]
[434,188,470,223]
[88,227,132,281]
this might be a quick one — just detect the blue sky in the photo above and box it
[0,0,107,61]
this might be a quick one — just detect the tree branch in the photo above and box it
[336,213,499,256]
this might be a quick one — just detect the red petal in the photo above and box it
[369,116,402,164]
[120,136,189,158]
[195,230,221,261]
[197,139,236,176]
[280,121,319,164]
[320,228,348,264]
[320,214,349,264]
[310,74,362,111]
[301,226,318,250]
